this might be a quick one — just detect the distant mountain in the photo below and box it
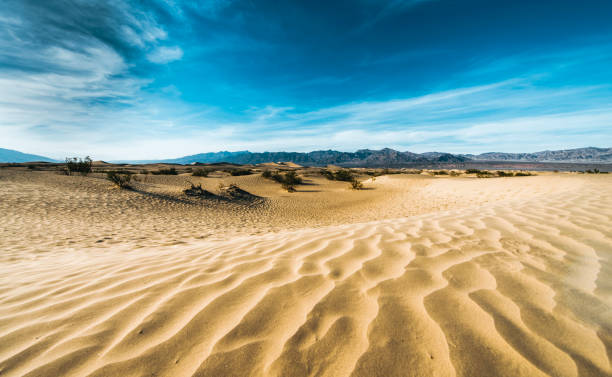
[145,148,468,167]
[464,147,612,163]
[0,148,56,163]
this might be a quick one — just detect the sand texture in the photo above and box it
[0,169,611,376]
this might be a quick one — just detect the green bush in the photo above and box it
[497,171,514,177]
[106,171,131,189]
[65,156,92,176]
[465,168,482,174]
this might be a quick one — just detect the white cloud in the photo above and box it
[147,46,184,64]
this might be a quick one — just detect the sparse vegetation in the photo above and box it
[262,170,303,191]
[106,171,132,189]
[152,167,178,175]
[321,169,355,182]
[184,182,214,197]
[65,156,92,176]
[476,171,493,178]
[515,171,533,176]
[281,181,296,192]
[283,171,303,185]
[432,170,449,175]
[449,171,461,176]
[465,168,482,174]
[497,171,514,177]
[350,179,364,190]
[192,168,210,177]
[229,169,252,176]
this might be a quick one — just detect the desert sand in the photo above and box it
[0,167,610,377]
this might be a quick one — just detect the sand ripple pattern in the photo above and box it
[1,179,611,377]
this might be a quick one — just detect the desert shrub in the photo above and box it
[140,169,149,175]
[229,169,252,176]
[271,173,284,183]
[65,156,92,176]
[283,171,303,185]
[476,171,493,178]
[449,171,461,176]
[265,171,285,183]
[281,181,296,192]
[433,170,449,175]
[515,171,533,176]
[27,164,36,170]
[152,167,178,175]
[262,170,302,190]
[497,171,514,177]
[350,179,364,190]
[192,168,210,177]
[106,171,131,189]
[320,169,335,180]
[184,183,216,197]
[585,169,600,174]
[465,168,482,174]
[320,168,355,181]
[333,169,355,182]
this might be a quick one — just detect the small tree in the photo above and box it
[65,156,92,176]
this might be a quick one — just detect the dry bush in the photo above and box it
[106,171,131,189]
[65,156,92,176]
[350,179,364,190]
[192,168,210,177]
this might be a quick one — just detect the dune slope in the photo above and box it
[0,175,610,376]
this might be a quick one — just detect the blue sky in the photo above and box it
[1,0,611,160]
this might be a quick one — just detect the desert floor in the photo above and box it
[0,167,610,376]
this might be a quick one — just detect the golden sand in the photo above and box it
[0,168,610,376]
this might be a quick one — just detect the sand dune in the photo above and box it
[0,171,610,376]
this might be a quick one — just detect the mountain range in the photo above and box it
[0,148,56,163]
[141,147,612,166]
[463,147,612,163]
[1,147,611,165]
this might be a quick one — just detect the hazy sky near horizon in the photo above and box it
[1,0,612,159]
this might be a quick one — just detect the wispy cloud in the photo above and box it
[147,46,184,64]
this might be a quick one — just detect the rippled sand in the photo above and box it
[0,169,610,376]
